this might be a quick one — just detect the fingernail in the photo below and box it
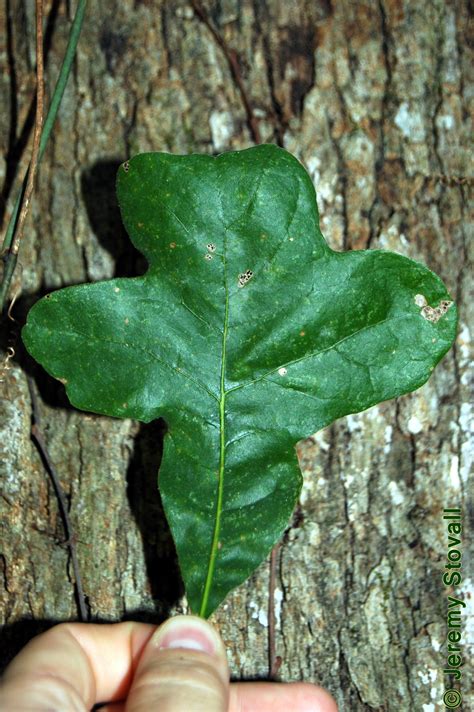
[151,616,218,656]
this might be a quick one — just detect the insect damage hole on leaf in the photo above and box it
[415,294,453,323]
[238,270,253,287]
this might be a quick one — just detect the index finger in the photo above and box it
[0,622,156,709]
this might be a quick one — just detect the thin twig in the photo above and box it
[0,0,44,312]
[0,0,88,312]
[27,377,88,622]
[268,541,282,678]
[189,0,261,145]
[10,0,44,258]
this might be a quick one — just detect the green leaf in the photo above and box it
[22,145,457,617]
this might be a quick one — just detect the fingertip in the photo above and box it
[292,682,339,711]
[126,615,230,712]
[149,615,226,658]
[230,680,338,712]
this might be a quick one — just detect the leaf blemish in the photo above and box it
[416,295,453,323]
[207,243,216,252]
[124,318,129,325]
[278,367,288,376]
[170,242,176,249]
[238,270,253,287]
[205,254,213,261]
[123,161,130,173]
[114,287,120,293]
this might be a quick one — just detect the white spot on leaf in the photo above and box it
[278,367,287,376]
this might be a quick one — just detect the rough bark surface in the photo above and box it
[1,1,472,710]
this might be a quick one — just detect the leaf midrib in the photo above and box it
[198,224,230,617]
[199,291,229,617]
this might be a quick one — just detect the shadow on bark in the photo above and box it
[0,618,56,672]
[125,419,184,621]
[81,159,184,617]
[80,159,148,278]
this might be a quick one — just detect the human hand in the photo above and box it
[0,615,338,711]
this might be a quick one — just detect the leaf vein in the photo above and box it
[52,326,218,402]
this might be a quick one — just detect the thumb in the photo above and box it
[125,615,229,712]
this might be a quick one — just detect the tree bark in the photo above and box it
[1,1,472,710]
